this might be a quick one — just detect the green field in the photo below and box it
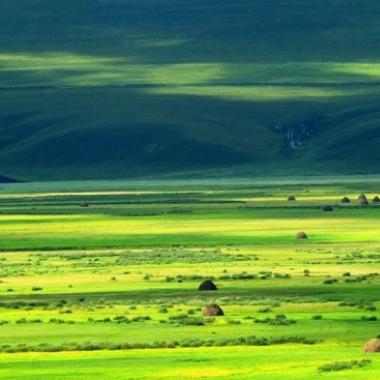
[2,0,380,180]
[1,177,380,379]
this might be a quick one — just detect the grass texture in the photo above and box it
[1,177,380,378]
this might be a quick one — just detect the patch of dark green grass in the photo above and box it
[318,359,371,372]
[254,314,296,325]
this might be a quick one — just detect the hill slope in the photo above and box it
[1,0,380,180]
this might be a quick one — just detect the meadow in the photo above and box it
[1,176,380,379]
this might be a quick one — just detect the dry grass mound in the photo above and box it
[287,195,296,201]
[295,231,308,239]
[358,193,367,201]
[362,338,380,353]
[202,303,224,316]
[341,196,350,203]
[323,205,333,211]
[372,196,380,203]
[360,199,369,205]
[198,280,217,291]
[80,201,89,207]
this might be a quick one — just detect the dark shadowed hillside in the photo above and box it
[1,0,380,180]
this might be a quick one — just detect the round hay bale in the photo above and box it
[360,199,369,205]
[287,195,296,201]
[198,279,217,291]
[323,205,333,211]
[295,231,308,239]
[341,196,350,203]
[358,193,367,201]
[362,338,380,353]
[80,201,89,207]
[202,303,224,317]
[372,196,380,203]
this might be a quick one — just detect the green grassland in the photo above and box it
[1,177,380,378]
[1,0,380,179]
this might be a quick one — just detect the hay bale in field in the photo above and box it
[372,196,380,203]
[295,231,308,239]
[362,338,380,353]
[80,201,89,207]
[323,205,333,211]
[287,195,296,201]
[198,279,217,291]
[360,199,369,205]
[341,196,350,203]
[202,303,224,316]
[358,193,367,201]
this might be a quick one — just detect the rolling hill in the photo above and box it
[1,0,380,180]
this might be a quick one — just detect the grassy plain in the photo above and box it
[1,177,380,378]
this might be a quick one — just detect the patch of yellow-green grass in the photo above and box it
[0,345,379,380]
[1,204,380,250]
[3,48,380,87]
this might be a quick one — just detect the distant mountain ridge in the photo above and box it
[0,174,21,183]
[1,0,380,180]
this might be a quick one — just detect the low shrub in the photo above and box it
[179,317,204,326]
[339,299,372,308]
[323,278,338,284]
[0,334,321,354]
[318,359,371,372]
[274,273,291,279]
[15,318,28,324]
[29,319,43,323]
[49,318,65,324]
[113,315,131,324]
[254,314,296,325]
[168,314,188,321]
[59,309,72,314]
[361,316,377,322]
[258,307,271,313]
[56,300,67,308]
[344,276,368,283]
[131,316,151,322]
[227,319,241,325]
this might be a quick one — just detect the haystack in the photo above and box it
[358,193,367,201]
[360,199,369,205]
[323,205,333,211]
[80,201,89,207]
[295,231,308,239]
[341,196,350,203]
[287,195,296,201]
[373,196,380,203]
[198,279,217,291]
[362,338,380,353]
[202,303,224,316]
